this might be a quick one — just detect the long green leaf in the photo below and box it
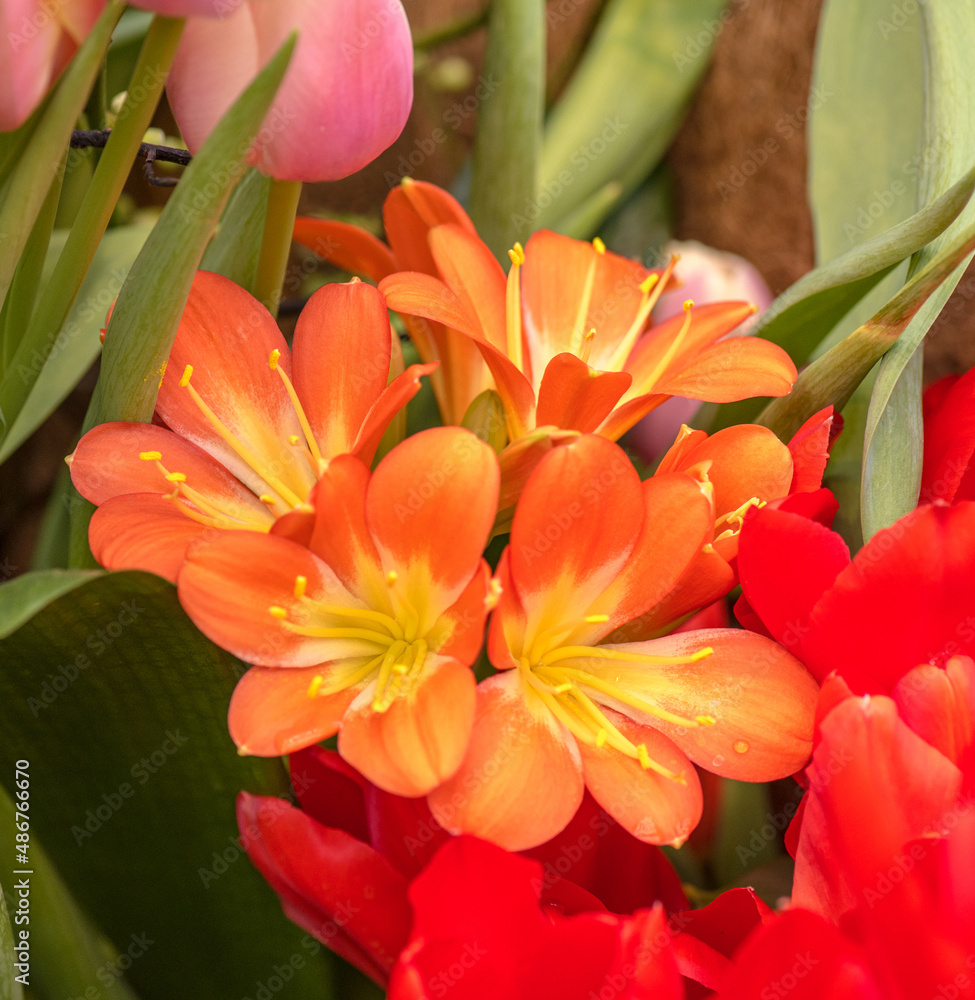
[707,163,975,432]
[200,167,271,294]
[0,787,141,1000]
[0,221,154,465]
[861,2,975,538]
[757,221,975,441]
[0,2,124,311]
[0,570,332,1000]
[468,0,545,258]
[536,0,726,234]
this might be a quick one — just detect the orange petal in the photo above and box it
[292,216,397,282]
[591,629,819,781]
[365,428,499,619]
[427,670,584,850]
[787,405,835,493]
[496,428,581,524]
[351,361,439,466]
[585,472,713,634]
[69,421,272,523]
[89,493,213,583]
[308,456,386,607]
[652,338,797,403]
[519,230,651,380]
[486,550,526,672]
[673,424,794,515]
[155,270,313,501]
[594,392,670,442]
[508,435,644,628]
[654,424,708,475]
[291,280,391,456]
[426,560,492,664]
[229,665,359,756]
[535,354,631,433]
[178,531,365,666]
[384,179,477,277]
[429,224,508,352]
[578,709,702,846]
[338,654,477,796]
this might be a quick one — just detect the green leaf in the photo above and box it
[861,2,975,539]
[0,882,23,1000]
[200,167,271,294]
[0,2,124,310]
[0,570,332,1000]
[0,569,102,639]
[468,0,544,259]
[0,221,154,465]
[1,786,142,1000]
[536,0,727,235]
[757,221,975,442]
[707,162,975,432]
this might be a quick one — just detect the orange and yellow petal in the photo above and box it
[291,280,392,456]
[365,427,499,624]
[338,654,477,797]
[534,354,631,433]
[427,670,585,851]
[383,178,478,275]
[426,560,493,664]
[89,493,214,583]
[578,709,703,847]
[229,664,359,756]
[292,216,397,282]
[588,629,819,781]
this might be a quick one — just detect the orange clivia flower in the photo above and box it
[294,179,493,426]
[176,427,500,797]
[427,435,818,851]
[68,270,435,582]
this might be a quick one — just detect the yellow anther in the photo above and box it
[683,299,694,312]
[637,744,652,770]
[392,663,409,675]
[269,605,288,620]
[165,472,186,482]
[288,435,301,446]
[139,451,162,461]
[583,613,609,624]
[293,575,307,599]
[259,494,277,505]
[696,715,717,726]
[592,237,606,255]
[268,349,281,371]
[485,578,503,611]
[508,242,525,267]
[689,646,714,662]
[307,675,323,698]
[179,364,193,387]
[386,570,398,586]
[554,683,573,694]
[595,729,609,748]
[639,273,659,295]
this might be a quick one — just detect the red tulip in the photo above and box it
[921,367,975,504]
[166,0,413,181]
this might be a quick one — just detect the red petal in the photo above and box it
[291,280,391,456]
[292,216,397,281]
[288,746,370,842]
[363,785,450,879]
[788,405,835,493]
[736,506,850,672]
[338,654,477,797]
[535,354,631,433]
[921,364,975,503]
[89,494,212,582]
[428,671,585,851]
[236,793,410,986]
[228,665,359,756]
[892,657,975,767]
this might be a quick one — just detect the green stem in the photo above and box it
[254,179,302,316]
[0,15,185,450]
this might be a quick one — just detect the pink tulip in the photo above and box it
[134,1,245,15]
[0,0,104,132]
[166,0,414,182]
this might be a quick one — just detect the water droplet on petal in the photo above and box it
[733,740,749,754]
[711,754,725,767]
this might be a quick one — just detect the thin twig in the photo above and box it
[70,129,191,186]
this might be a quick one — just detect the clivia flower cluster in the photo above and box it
[68,183,975,999]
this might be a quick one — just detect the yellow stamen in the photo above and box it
[307,675,323,698]
[485,578,503,612]
[584,613,609,624]
[592,237,606,255]
[298,599,405,641]
[505,242,525,374]
[633,299,695,395]
[259,494,277,506]
[139,451,162,461]
[507,242,525,267]
[180,365,193,387]
[569,249,600,359]
[540,644,713,666]
[293,575,307,599]
[580,328,596,366]
[311,653,387,700]
[606,255,679,372]
[165,472,186,482]
[268,349,281,371]
[269,605,288,619]
[268,350,325,473]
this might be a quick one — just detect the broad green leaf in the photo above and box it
[0,570,332,1000]
[707,162,975,431]
[0,883,23,1000]
[0,16,183,451]
[861,2,975,538]
[200,167,271,293]
[757,222,975,441]
[0,2,124,311]
[536,0,726,235]
[468,0,544,258]
[0,221,154,465]
[0,569,102,639]
[0,786,141,1000]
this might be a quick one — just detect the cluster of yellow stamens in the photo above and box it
[518,613,717,783]
[269,571,431,714]
[713,497,767,543]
